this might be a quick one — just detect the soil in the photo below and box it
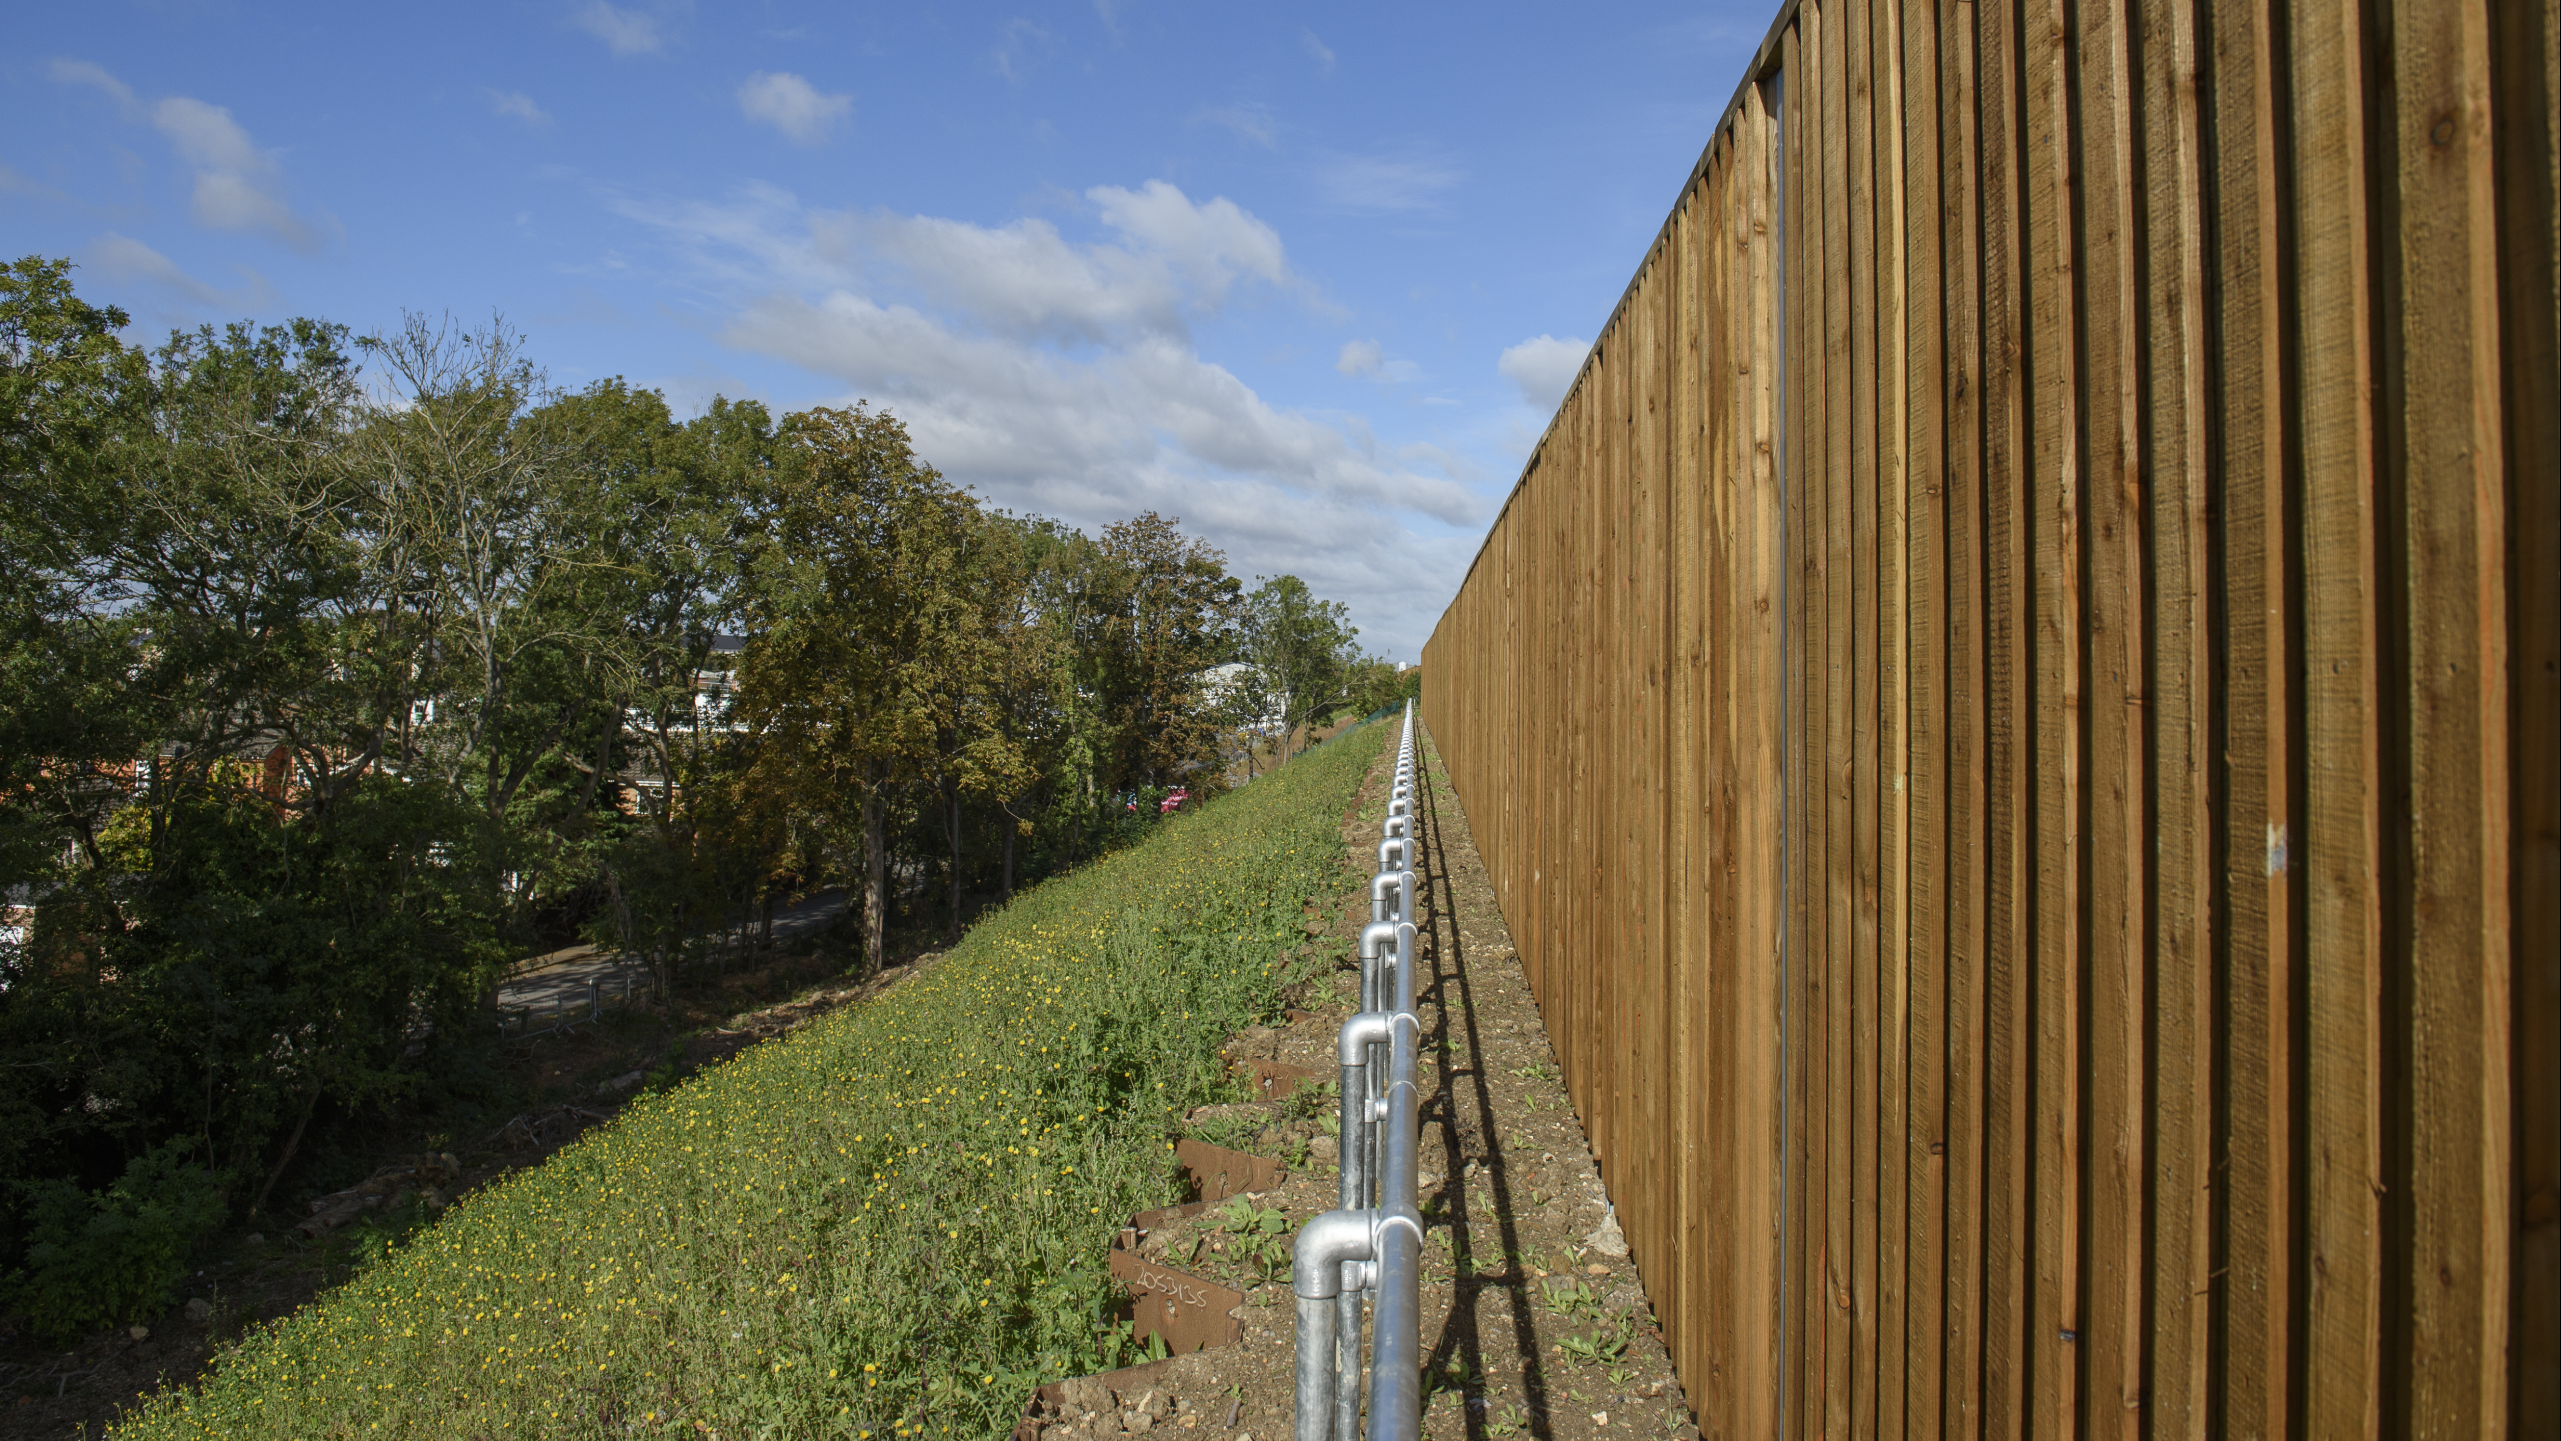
[0,933,955,1441]
[1075,726,1700,1441]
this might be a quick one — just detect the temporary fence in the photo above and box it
[1291,702,1425,1441]
[496,969,643,1042]
[1419,0,2555,1432]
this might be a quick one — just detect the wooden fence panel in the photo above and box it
[1419,0,2550,1432]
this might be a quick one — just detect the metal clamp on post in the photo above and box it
[1369,872,1402,927]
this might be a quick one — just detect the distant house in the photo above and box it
[1200,662,1282,734]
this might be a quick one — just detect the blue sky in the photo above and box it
[4,1,1770,659]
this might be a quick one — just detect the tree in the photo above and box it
[1084,513,1240,794]
[529,380,780,994]
[738,405,1007,975]
[1235,574,1358,767]
[0,270,508,1223]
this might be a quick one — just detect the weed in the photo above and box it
[1281,1076,1340,1125]
[1558,1315,1636,1369]
[112,724,1390,1439]
[1542,1274,1604,1321]
[1203,1198,1293,1283]
[641,1036,691,1093]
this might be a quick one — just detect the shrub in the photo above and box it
[12,1139,224,1343]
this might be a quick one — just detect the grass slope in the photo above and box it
[118,724,1385,1440]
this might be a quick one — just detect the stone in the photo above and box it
[128,1325,149,1341]
[1604,1284,1646,1314]
[1585,1209,1630,1259]
[183,1297,214,1322]
[1306,1134,1339,1163]
[1585,1263,1612,1277]
[243,1233,264,1246]
[1136,1390,1170,1421]
[1125,1410,1155,1434]
[1062,1376,1112,1416]
[1592,1411,1610,1427]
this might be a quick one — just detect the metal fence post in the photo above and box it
[1297,701,1429,1441]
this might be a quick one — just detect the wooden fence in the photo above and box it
[1419,0,2555,1432]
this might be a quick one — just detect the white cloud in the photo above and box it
[488,90,552,126]
[993,19,1053,82]
[52,63,324,252]
[1498,333,1590,412]
[0,164,71,203]
[1089,181,1288,301]
[1308,147,1460,213]
[1335,338,1422,384]
[1301,28,1336,71]
[615,179,1477,655]
[663,178,1291,344]
[149,96,316,249]
[85,231,271,309]
[49,59,139,117]
[1194,103,1278,149]
[737,72,850,146]
[573,2,665,56]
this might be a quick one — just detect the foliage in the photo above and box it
[0,257,1347,1311]
[112,720,1387,1440]
[741,405,1028,970]
[1083,514,1242,793]
[1344,655,1420,719]
[1203,1198,1295,1283]
[9,1138,225,1343]
[1230,574,1356,773]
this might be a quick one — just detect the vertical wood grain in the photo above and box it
[1414,0,2544,1429]
[2387,0,2511,1428]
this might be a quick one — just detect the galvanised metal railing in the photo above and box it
[1293,701,1427,1441]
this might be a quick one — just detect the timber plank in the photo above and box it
[1871,0,1913,1427]
[2020,0,2085,1427]
[1937,0,1992,1429]
[2288,0,2387,1426]
[2136,0,2218,1428]
[1786,18,1828,1435]
[1820,5,1859,1431]
[1895,0,1948,1429]
[1845,0,1887,1429]
[2388,0,2512,1429]
[2206,0,2300,1429]
[1740,85,1786,1441]
[2494,0,2560,1426]
[2073,0,2147,1427]
[1668,184,1704,1416]
[1975,0,2036,1427]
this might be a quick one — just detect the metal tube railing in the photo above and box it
[1294,701,1433,1441]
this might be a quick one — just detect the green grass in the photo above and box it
[117,722,1386,1440]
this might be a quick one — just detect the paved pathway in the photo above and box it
[496,890,851,1026]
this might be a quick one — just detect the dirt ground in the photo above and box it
[1039,727,1699,1441]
